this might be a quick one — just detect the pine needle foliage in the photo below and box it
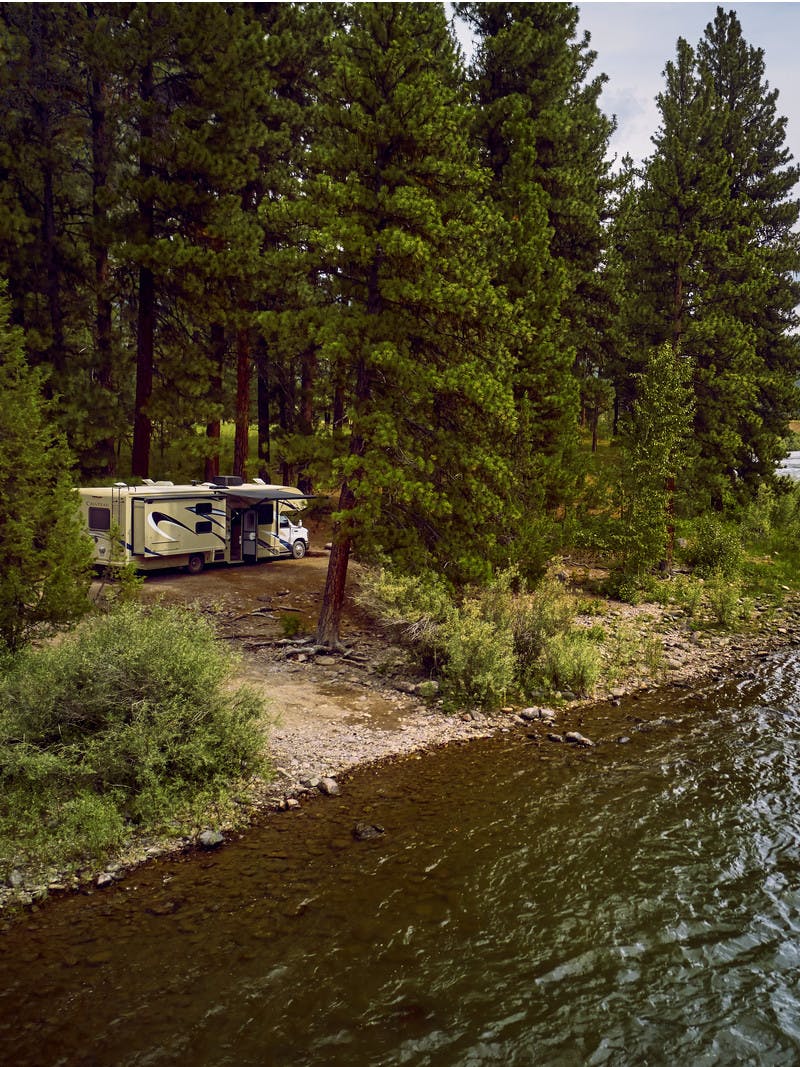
[0,281,93,650]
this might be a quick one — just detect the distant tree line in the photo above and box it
[1,2,798,644]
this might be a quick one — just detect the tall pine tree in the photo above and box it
[0,280,92,650]
[308,3,517,645]
[457,2,615,542]
[618,12,800,508]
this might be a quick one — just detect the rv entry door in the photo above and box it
[242,509,258,561]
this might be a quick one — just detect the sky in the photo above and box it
[453,2,800,170]
[573,2,800,168]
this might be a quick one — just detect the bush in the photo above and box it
[507,572,577,690]
[670,574,705,617]
[355,567,452,662]
[440,600,516,710]
[705,575,753,629]
[539,632,601,697]
[684,516,743,578]
[0,604,268,871]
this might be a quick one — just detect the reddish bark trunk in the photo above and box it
[233,327,251,480]
[205,322,225,482]
[256,335,271,481]
[89,17,115,475]
[316,484,355,648]
[131,58,154,479]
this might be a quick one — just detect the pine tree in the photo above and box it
[118,3,271,478]
[309,3,517,645]
[616,343,694,580]
[697,7,800,492]
[618,15,800,509]
[456,2,615,534]
[0,281,93,651]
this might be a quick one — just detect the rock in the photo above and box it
[318,777,340,796]
[395,681,418,695]
[96,872,115,888]
[547,733,564,744]
[315,655,338,666]
[285,797,301,810]
[565,731,594,747]
[7,869,24,890]
[353,822,385,841]
[617,736,631,744]
[197,829,225,850]
[519,707,541,722]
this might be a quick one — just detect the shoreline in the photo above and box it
[2,586,799,917]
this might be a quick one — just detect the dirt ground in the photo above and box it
[136,533,420,737]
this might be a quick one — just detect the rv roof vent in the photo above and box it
[142,478,155,485]
[214,475,243,487]
[252,477,266,485]
[155,480,174,486]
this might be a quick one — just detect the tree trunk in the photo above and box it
[233,326,251,480]
[88,14,116,475]
[316,353,371,646]
[42,164,65,373]
[204,322,224,482]
[316,483,355,648]
[297,345,316,493]
[131,57,154,479]
[278,359,296,486]
[256,334,271,481]
[132,263,154,477]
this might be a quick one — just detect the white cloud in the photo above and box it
[577,1,800,167]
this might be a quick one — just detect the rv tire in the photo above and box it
[187,554,205,575]
[292,540,307,559]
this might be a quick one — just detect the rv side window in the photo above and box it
[195,521,212,534]
[196,502,213,515]
[88,507,111,531]
[257,504,273,525]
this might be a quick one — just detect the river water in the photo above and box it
[2,654,800,1066]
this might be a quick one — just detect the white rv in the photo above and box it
[78,477,310,574]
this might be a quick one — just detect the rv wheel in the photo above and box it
[292,540,307,559]
[187,554,205,575]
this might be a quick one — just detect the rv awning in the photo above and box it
[217,486,311,508]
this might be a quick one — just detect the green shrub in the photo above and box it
[705,575,753,629]
[280,612,308,638]
[0,604,268,871]
[355,567,452,657]
[440,601,515,710]
[684,516,743,578]
[539,632,601,697]
[670,574,705,617]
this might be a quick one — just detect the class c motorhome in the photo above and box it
[78,477,310,574]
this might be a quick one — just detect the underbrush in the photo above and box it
[0,604,269,877]
[357,567,601,710]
